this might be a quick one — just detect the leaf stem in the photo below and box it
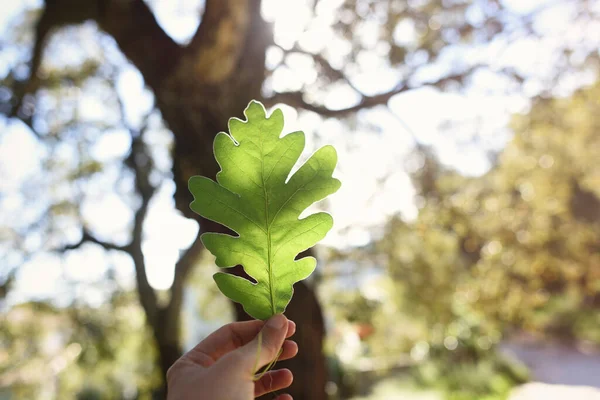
[252,329,283,382]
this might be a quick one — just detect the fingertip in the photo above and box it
[280,340,298,361]
[247,315,289,369]
[285,368,293,384]
[254,368,294,397]
[266,314,287,330]
[270,368,293,388]
[279,367,293,382]
[286,320,296,337]
[275,394,293,400]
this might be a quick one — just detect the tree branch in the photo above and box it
[55,115,159,324]
[59,229,129,252]
[6,0,181,120]
[6,0,101,118]
[279,45,361,92]
[125,120,159,326]
[266,83,409,117]
[97,0,182,89]
[265,67,482,117]
[170,234,204,303]
[161,232,204,342]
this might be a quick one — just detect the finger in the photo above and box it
[287,320,296,337]
[187,318,296,366]
[185,319,264,366]
[254,368,293,397]
[279,340,298,362]
[238,314,289,371]
[275,394,293,400]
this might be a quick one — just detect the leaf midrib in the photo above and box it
[260,139,276,315]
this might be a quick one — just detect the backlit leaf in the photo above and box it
[188,100,341,320]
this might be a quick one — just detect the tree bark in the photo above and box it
[151,3,329,397]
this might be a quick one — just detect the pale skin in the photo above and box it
[167,314,298,400]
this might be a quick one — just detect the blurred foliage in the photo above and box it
[0,292,159,399]
[324,82,600,399]
[464,82,600,340]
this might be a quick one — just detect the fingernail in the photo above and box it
[267,314,286,329]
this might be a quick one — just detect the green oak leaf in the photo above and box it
[188,100,341,320]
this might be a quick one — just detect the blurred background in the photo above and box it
[1,0,600,399]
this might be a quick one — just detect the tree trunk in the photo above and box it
[154,342,182,400]
[270,282,328,400]
[152,3,329,398]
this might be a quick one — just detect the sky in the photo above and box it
[0,0,595,302]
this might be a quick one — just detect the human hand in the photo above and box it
[166,314,297,400]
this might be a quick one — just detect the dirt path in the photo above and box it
[500,341,600,388]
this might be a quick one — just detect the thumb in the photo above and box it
[237,314,288,372]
